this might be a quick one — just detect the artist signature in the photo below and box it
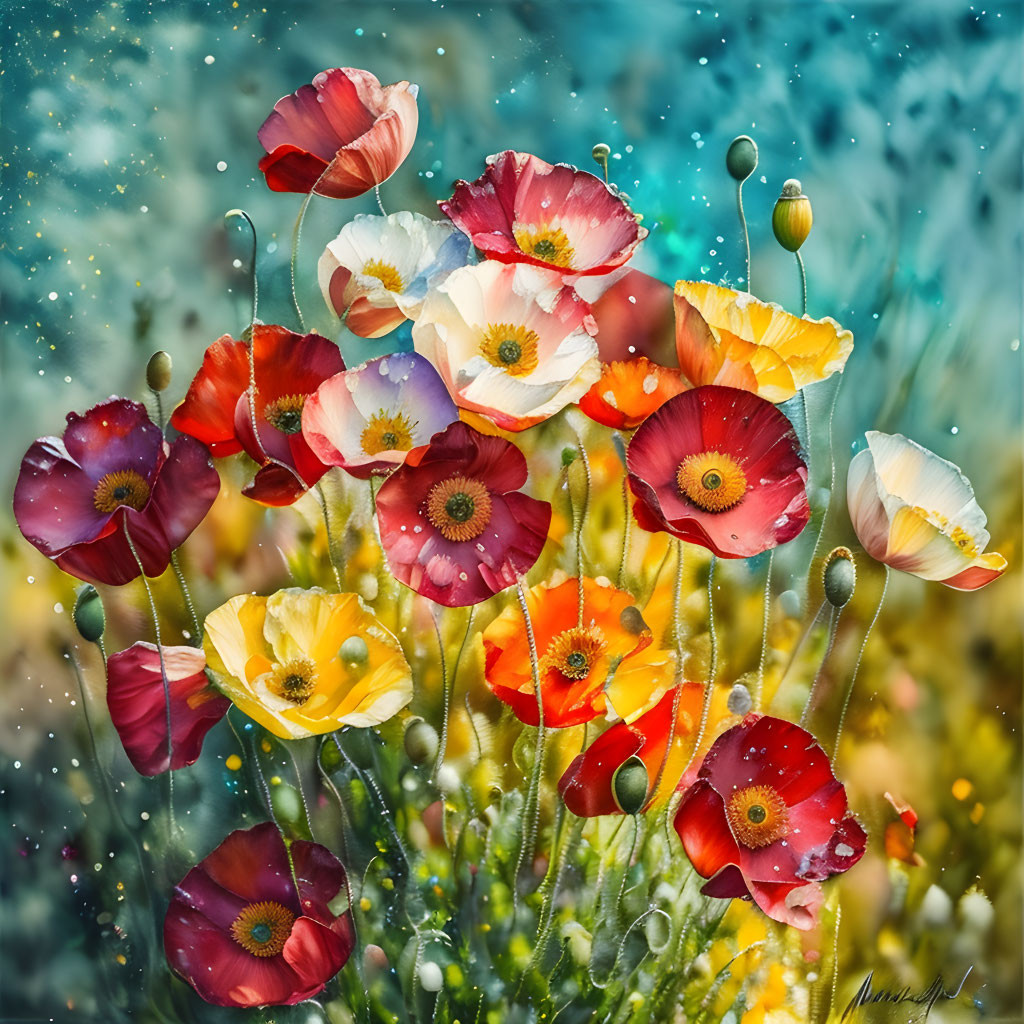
[842,966,973,1021]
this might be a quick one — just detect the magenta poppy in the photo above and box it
[374,421,551,607]
[13,398,219,586]
[170,325,345,506]
[674,714,867,930]
[258,68,418,199]
[165,822,355,1007]
[106,642,229,776]
[626,385,809,559]
[439,150,647,276]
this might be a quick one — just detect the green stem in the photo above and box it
[290,191,314,330]
[316,482,343,590]
[800,604,841,727]
[737,181,751,289]
[169,550,201,643]
[754,550,774,710]
[689,555,718,767]
[796,250,807,316]
[617,473,631,587]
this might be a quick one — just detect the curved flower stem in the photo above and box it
[150,388,166,432]
[571,428,592,626]
[833,566,889,759]
[689,555,718,769]
[804,373,844,592]
[316,482,343,590]
[614,814,642,918]
[169,550,201,643]
[290,191,314,331]
[617,474,631,587]
[374,183,387,216]
[754,550,774,710]
[225,208,259,325]
[795,250,808,316]
[433,606,475,782]
[736,181,751,290]
[799,604,841,727]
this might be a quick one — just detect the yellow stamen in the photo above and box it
[230,900,296,958]
[424,475,492,542]
[512,223,576,269]
[269,657,318,705]
[726,784,790,849]
[676,451,747,513]
[541,626,607,681]
[362,258,404,293]
[911,506,980,557]
[479,322,540,377]
[264,394,306,435]
[360,409,416,455]
[93,469,151,513]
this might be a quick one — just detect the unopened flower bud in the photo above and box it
[339,635,369,665]
[726,135,758,182]
[612,755,649,815]
[146,350,173,392]
[404,718,439,765]
[823,547,856,608]
[561,446,578,467]
[270,782,303,825]
[727,682,752,716]
[363,943,389,980]
[772,179,813,251]
[72,584,105,642]
[592,142,611,180]
[418,961,443,993]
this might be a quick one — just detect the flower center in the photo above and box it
[270,657,318,705]
[424,475,493,542]
[676,451,747,513]
[360,409,416,455]
[512,223,576,269]
[480,322,540,377]
[93,470,151,513]
[541,625,607,681]
[725,784,790,849]
[264,394,306,435]
[230,900,296,958]
[362,258,405,293]
[910,505,980,558]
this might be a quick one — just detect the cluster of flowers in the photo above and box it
[13,66,1007,1009]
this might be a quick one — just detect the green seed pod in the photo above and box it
[643,909,672,953]
[619,605,650,636]
[772,179,813,252]
[404,718,439,765]
[145,350,173,392]
[726,135,758,182]
[338,635,369,665]
[592,142,611,164]
[823,547,856,608]
[320,737,344,773]
[270,783,303,825]
[612,755,650,815]
[72,584,105,643]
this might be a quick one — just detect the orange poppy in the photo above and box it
[578,355,688,429]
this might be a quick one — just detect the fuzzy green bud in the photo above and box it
[146,350,173,392]
[404,718,439,765]
[338,635,369,665]
[270,783,303,825]
[612,755,649,815]
[726,135,758,182]
[72,584,105,643]
[823,547,856,608]
[772,179,813,251]
[560,446,578,467]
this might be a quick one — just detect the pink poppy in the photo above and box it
[626,385,809,558]
[13,398,219,586]
[106,642,229,776]
[258,67,418,199]
[164,822,355,1007]
[374,421,551,607]
[674,714,867,930]
[439,150,647,276]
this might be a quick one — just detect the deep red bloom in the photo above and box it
[375,421,551,607]
[165,822,355,1007]
[170,325,344,506]
[626,385,809,558]
[674,714,867,930]
[558,684,703,816]
[258,68,418,199]
[439,150,647,276]
[13,398,219,586]
[106,642,229,776]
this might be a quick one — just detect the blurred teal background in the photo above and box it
[1,0,1021,1020]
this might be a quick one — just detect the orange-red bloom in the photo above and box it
[578,356,687,430]
[258,68,418,199]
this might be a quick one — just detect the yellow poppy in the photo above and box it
[203,588,413,738]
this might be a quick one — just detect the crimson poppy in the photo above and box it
[170,325,344,506]
[106,642,229,776]
[674,714,867,930]
[13,398,219,586]
[374,421,551,607]
[439,150,647,276]
[626,385,809,559]
[164,822,355,1007]
[258,67,418,199]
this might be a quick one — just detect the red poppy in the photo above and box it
[257,67,418,199]
[164,822,355,1007]
[626,385,809,559]
[674,714,867,930]
[13,398,219,586]
[170,325,345,506]
[439,150,647,276]
[559,683,705,815]
[374,421,551,607]
[106,642,229,776]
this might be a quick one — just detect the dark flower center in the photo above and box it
[497,339,522,365]
[747,804,767,824]
[264,394,307,435]
[541,626,607,682]
[676,451,747,513]
[230,900,296,958]
[93,470,151,514]
[361,409,416,455]
[425,475,493,542]
[269,657,318,705]
[444,492,476,523]
[726,785,790,849]
[702,470,724,491]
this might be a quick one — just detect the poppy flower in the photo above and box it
[318,211,470,337]
[559,682,704,815]
[674,281,853,403]
[412,261,600,431]
[13,398,219,586]
[302,353,459,480]
[482,575,675,728]
[578,356,688,430]
[203,588,413,739]
[164,822,355,1007]
[439,150,647,276]
[257,68,418,199]
[674,714,867,930]
[626,386,809,559]
[374,420,551,607]
[847,431,1007,590]
[106,642,229,776]
[170,325,345,506]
